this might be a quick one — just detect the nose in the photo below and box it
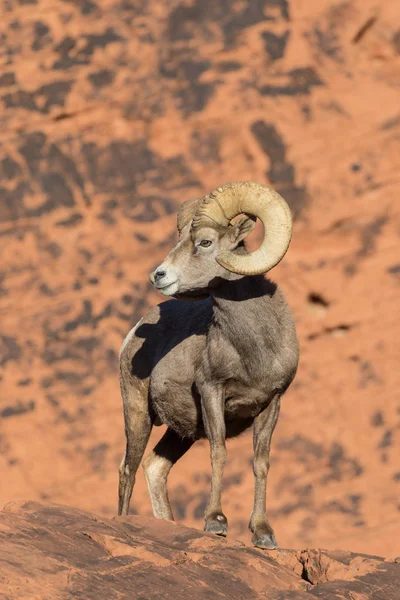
[154,269,166,283]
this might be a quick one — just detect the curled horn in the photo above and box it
[191,181,292,275]
[177,196,203,237]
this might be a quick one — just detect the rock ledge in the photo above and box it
[0,502,399,599]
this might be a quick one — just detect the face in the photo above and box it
[150,216,255,299]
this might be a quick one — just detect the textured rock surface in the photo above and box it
[0,0,400,558]
[1,502,400,599]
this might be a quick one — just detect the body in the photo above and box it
[121,277,297,440]
[118,181,299,548]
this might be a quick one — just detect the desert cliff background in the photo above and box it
[1,0,399,559]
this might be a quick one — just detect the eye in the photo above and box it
[199,240,213,248]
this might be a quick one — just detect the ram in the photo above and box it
[118,181,299,549]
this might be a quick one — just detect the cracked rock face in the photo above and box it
[0,0,400,559]
[1,503,400,600]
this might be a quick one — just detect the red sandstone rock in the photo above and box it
[1,502,400,599]
[0,0,399,559]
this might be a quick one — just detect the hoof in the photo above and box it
[252,532,278,549]
[204,514,228,537]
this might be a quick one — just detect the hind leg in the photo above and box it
[118,380,153,516]
[143,428,193,520]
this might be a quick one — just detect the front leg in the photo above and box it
[199,382,228,536]
[249,394,280,549]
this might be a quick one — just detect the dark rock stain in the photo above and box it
[2,89,37,112]
[352,16,377,45]
[216,61,241,72]
[0,133,93,223]
[393,30,400,54]
[82,140,197,221]
[322,494,362,517]
[56,213,83,227]
[124,196,176,223]
[2,81,73,114]
[322,442,363,483]
[1,156,21,180]
[345,215,388,275]
[32,21,51,51]
[307,323,353,341]
[168,58,211,81]
[309,1,350,62]
[277,435,324,461]
[39,283,58,296]
[40,172,75,211]
[43,241,63,259]
[381,114,400,130]
[378,430,392,449]
[0,72,16,87]
[0,335,22,366]
[88,69,114,88]
[56,371,86,385]
[84,28,122,55]
[47,144,89,204]
[259,67,323,96]
[222,0,290,45]
[308,292,329,308]
[313,25,342,60]
[357,215,388,258]
[270,485,312,518]
[160,58,214,115]
[53,28,122,70]
[371,410,384,427]
[1,400,36,419]
[35,81,73,113]
[388,264,400,275]
[122,294,133,305]
[191,130,221,166]
[63,300,113,333]
[359,361,380,389]
[87,443,109,472]
[262,30,290,61]
[53,37,80,70]
[224,473,243,488]
[81,139,153,193]
[19,131,46,173]
[61,0,98,14]
[168,0,289,46]
[134,232,149,243]
[251,120,308,217]
[278,436,363,483]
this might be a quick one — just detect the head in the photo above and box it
[150,181,292,299]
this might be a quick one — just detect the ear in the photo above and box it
[226,215,256,245]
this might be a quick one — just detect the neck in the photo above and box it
[209,275,277,350]
[210,274,276,338]
[211,274,276,303]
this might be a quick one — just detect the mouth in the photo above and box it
[154,281,179,296]
[154,282,208,301]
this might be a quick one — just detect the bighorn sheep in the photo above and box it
[118,181,299,549]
